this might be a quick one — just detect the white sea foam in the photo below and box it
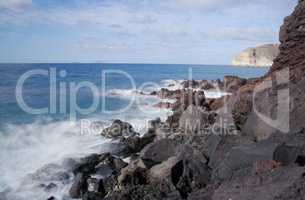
[0,105,171,199]
[0,119,112,199]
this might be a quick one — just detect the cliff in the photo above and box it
[234,0,305,140]
[232,44,280,67]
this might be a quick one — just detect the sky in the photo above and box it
[0,0,298,64]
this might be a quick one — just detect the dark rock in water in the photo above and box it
[73,154,101,175]
[101,120,139,139]
[157,88,181,99]
[153,102,174,109]
[199,80,215,90]
[97,153,127,173]
[140,139,178,165]
[148,117,162,130]
[182,80,200,89]
[273,143,302,166]
[47,197,57,200]
[173,90,207,111]
[86,177,106,197]
[150,91,158,96]
[166,111,181,130]
[44,182,58,192]
[73,153,127,176]
[117,130,156,157]
[69,173,88,199]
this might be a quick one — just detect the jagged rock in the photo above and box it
[144,145,211,199]
[70,153,127,199]
[237,0,305,140]
[140,139,178,165]
[207,96,229,111]
[213,140,279,181]
[182,80,200,89]
[153,102,174,109]
[157,88,182,99]
[104,185,176,200]
[223,76,247,93]
[101,120,139,139]
[178,105,211,133]
[73,154,101,175]
[273,143,302,166]
[212,166,305,200]
[148,118,162,130]
[118,159,148,186]
[166,111,182,130]
[120,131,156,155]
[199,80,215,90]
[69,173,88,199]
[231,93,253,131]
[171,146,211,198]
[147,156,179,184]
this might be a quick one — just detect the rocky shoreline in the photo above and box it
[25,1,305,199]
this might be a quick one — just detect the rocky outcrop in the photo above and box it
[101,120,139,139]
[232,44,280,67]
[232,0,305,141]
[66,2,305,200]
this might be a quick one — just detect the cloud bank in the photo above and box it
[0,0,298,63]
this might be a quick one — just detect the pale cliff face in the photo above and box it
[232,44,280,67]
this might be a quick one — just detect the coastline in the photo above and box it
[1,0,305,199]
[45,1,305,199]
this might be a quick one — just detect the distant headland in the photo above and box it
[232,44,280,67]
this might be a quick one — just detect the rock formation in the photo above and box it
[64,1,305,200]
[232,44,280,67]
[234,0,305,140]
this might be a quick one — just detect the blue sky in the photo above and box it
[0,0,297,64]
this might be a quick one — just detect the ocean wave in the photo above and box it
[0,106,171,199]
[0,119,111,199]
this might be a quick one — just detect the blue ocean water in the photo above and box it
[0,63,267,125]
[0,63,268,199]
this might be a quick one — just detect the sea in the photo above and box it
[0,63,268,199]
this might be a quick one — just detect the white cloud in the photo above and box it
[165,0,256,11]
[0,0,297,63]
[0,0,32,11]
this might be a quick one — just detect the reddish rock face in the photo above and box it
[153,102,173,109]
[270,0,305,79]
[223,76,247,93]
[231,1,305,140]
